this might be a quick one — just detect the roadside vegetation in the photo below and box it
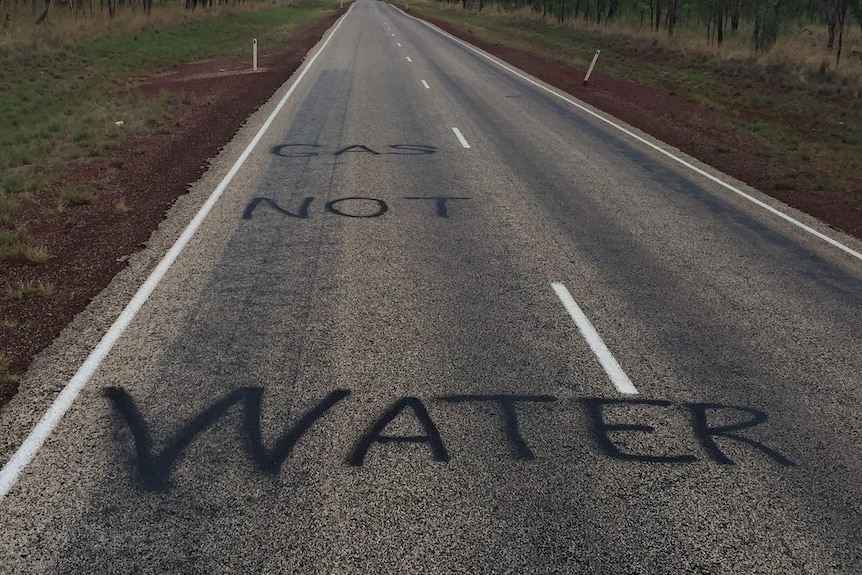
[0,354,16,396]
[0,0,342,394]
[5,279,55,300]
[420,0,862,64]
[0,0,339,254]
[410,0,862,223]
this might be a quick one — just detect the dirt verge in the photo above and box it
[0,7,346,407]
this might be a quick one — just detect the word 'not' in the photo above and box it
[242,196,469,219]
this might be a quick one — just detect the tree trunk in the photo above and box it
[730,0,739,32]
[753,0,781,51]
[654,0,661,31]
[667,0,676,36]
[706,10,711,43]
[717,8,724,45]
[826,0,838,49]
[34,0,49,23]
[836,0,848,64]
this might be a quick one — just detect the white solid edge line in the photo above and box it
[394,6,862,263]
[421,80,430,89]
[452,127,470,148]
[551,283,639,395]
[0,4,355,503]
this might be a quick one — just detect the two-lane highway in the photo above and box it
[1,1,861,572]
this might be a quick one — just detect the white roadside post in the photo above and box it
[253,38,258,72]
[583,49,600,86]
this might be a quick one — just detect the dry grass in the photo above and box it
[0,227,27,249]
[60,187,95,207]
[114,198,131,215]
[0,354,17,390]
[45,197,69,218]
[6,279,55,300]
[0,192,18,225]
[2,243,50,264]
[431,2,862,87]
[0,0,302,47]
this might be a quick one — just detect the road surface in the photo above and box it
[1,1,861,572]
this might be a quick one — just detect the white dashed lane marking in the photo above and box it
[452,127,470,149]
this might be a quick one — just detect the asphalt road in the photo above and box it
[1,2,861,573]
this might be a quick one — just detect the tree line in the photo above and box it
[439,0,862,61]
[1,0,249,26]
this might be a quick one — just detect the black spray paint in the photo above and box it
[581,398,698,464]
[687,403,795,466]
[103,387,350,491]
[403,197,470,218]
[272,144,321,158]
[271,144,437,157]
[582,398,795,466]
[242,197,314,220]
[334,144,380,156]
[439,395,556,460]
[105,390,794,491]
[324,197,388,218]
[349,397,449,466]
[243,197,470,219]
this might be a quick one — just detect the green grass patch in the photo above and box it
[0,0,341,223]
[61,186,96,207]
[0,193,19,225]
[1,243,50,265]
[6,279,55,300]
[0,227,28,250]
[0,228,49,264]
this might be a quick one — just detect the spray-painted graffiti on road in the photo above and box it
[105,387,794,492]
[242,196,470,219]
